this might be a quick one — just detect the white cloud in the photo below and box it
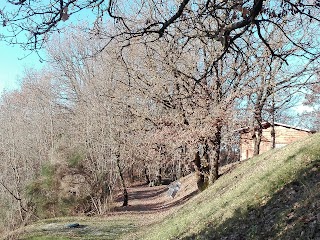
[294,104,314,114]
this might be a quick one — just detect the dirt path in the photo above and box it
[110,173,198,219]
[2,163,243,240]
[110,162,242,218]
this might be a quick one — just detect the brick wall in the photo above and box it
[240,126,312,160]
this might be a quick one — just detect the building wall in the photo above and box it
[240,126,312,160]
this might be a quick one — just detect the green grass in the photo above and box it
[4,217,137,240]
[134,133,320,240]
[4,133,320,240]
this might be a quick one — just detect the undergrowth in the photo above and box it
[5,133,320,240]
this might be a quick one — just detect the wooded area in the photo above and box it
[0,0,320,233]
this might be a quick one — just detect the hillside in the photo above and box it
[3,133,320,240]
[134,133,320,240]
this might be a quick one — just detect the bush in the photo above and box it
[67,152,84,168]
[26,161,90,219]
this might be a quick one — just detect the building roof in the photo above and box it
[237,121,315,133]
[272,122,315,133]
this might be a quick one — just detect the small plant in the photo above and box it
[40,164,56,188]
[26,165,60,218]
[67,152,84,168]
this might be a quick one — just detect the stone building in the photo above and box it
[239,122,315,160]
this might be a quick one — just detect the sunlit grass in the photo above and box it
[5,133,320,240]
[135,133,320,240]
[4,217,137,240]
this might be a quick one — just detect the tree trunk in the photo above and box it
[143,166,150,184]
[122,188,128,207]
[270,92,276,149]
[181,144,187,177]
[209,125,222,183]
[177,158,182,180]
[253,127,262,156]
[156,167,162,185]
[209,63,223,183]
[193,151,206,191]
[253,106,263,156]
[128,163,134,183]
[115,152,128,207]
[203,142,210,181]
[271,122,275,149]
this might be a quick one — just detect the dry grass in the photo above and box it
[134,133,320,240]
[2,217,136,240]
[4,133,320,240]
[2,173,198,240]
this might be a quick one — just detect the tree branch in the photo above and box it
[158,0,191,37]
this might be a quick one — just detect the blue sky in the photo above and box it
[0,33,312,114]
[0,1,45,93]
[0,41,44,92]
[0,1,94,93]
[0,2,313,116]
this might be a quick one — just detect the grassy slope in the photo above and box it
[133,133,320,240]
[3,216,137,240]
[4,133,320,240]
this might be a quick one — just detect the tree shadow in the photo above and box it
[127,187,168,200]
[113,187,198,213]
[183,160,320,240]
[115,191,198,214]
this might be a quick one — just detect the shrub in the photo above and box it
[26,161,89,219]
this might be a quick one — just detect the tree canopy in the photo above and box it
[1,0,320,62]
[0,0,320,233]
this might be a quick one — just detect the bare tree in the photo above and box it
[244,50,319,155]
[298,74,320,131]
[1,0,320,230]
[1,0,320,64]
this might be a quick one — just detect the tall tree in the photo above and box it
[2,0,320,64]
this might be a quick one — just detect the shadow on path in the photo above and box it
[113,177,198,214]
